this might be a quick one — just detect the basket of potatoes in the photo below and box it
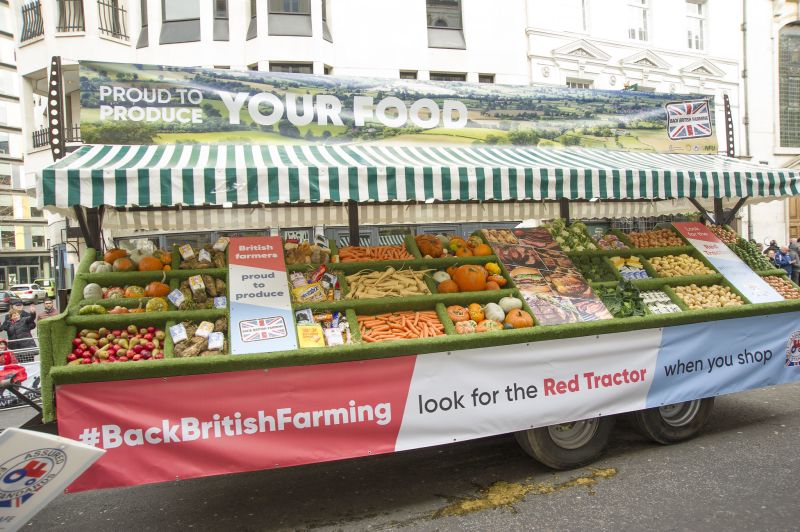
[673,284,746,310]
[649,254,715,278]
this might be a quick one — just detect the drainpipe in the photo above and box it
[742,0,753,239]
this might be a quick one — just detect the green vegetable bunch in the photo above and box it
[570,255,617,282]
[728,238,773,271]
[595,282,646,318]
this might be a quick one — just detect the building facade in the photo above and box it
[0,0,48,290]
[8,0,796,271]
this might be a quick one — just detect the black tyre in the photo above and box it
[629,398,714,445]
[514,416,615,470]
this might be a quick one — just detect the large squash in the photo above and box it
[504,309,534,329]
[144,281,170,297]
[89,261,112,273]
[104,248,128,264]
[138,256,164,272]
[452,265,488,292]
[415,234,443,258]
[124,285,146,298]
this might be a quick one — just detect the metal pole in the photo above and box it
[48,56,67,161]
[559,198,570,224]
[347,200,359,247]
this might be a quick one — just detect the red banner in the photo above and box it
[57,356,416,491]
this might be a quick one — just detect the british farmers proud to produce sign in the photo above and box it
[229,237,297,354]
[673,222,782,304]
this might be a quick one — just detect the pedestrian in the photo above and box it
[765,240,780,255]
[767,249,777,266]
[790,238,799,253]
[8,299,35,323]
[774,246,794,277]
[0,310,36,354]
[791,246,800,284]
[36,298,58,322]
[0,340,17,365]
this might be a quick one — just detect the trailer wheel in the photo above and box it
[630,398,714,445]
[514,416,615,470]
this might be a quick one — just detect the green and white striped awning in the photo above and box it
[39,144,800,209]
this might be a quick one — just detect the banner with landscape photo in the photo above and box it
[79,61,718,153]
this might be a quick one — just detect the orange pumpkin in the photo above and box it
[437,280,460,294]
[468,303,484,322]
[104,248,128,264]
[152,249,172,265]
[145,281,170,298]
[455,247,474,257]
[112,257,136,272]
[129,307,146,313]
[504,309,534,329]
[162,265,172,271]
[485,281,500,291]
[448,237,468,252]
[138,256,164,272]
[452,265,488,292]
[455,320,477,334]
[446,305,469,323]
[473,244,493,256]
[446,265,459,278]
[487,274,507,287]
[415,234,443,258]
[124,285,146,298]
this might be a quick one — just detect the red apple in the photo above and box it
[143,333,153,341]
[72,338,82,347]
[132,345,144,354]
[79,343,88,351]
[154,353,164,360]
[81,351,92,359]
[132,354,142,361]
[112,329,122,337]
[80,358,91,364]
[118,356,129,362]
[147,326,155,333]
[89,345,99,354]
[67,353,77,362]
[145,342,155,351]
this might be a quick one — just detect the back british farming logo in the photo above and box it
[786,332,800,367]
[0,448,67,508]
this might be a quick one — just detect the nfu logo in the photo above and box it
[785,331,800,367]
[0,448,67,507]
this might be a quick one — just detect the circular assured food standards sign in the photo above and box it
[786,331,800,367]
[0,448,68,506]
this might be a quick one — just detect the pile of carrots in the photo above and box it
[339,245,414,262]
[358,311,445,343]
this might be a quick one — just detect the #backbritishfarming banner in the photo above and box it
[78,61,717,154]
[57,312,800,492]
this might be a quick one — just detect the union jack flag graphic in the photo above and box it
[239,316,287,342]
[666,100,712,140]
[0,493,33,508]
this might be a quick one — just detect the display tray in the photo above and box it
[37,225,800,422]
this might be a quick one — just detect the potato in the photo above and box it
[649,254,715,277]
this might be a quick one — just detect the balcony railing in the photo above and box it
[20,1,44,42]
[98,0,129,40]
[56,0,85,33]
[32,125,81,149]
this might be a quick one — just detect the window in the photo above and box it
[30,206,43,218]
[0,71,17,97]
[430,72,466,82]
[20,1,44,42]
[627,0,648,41]
[0,197,11,217]
[686,0,706,50]
[248,63,259,71]
[322,0,331,41]
[214,0,229,40]
[0,164,10,187]
[566,78,593,89]
[31,227,45,248]
[269,62,313,74]
[268,0,312,37]
[0,133,9,155]
[247,0,257,40]
[56,0,85,33]
[0,226,14,249]
[400,70,418,80]
[426,0,465,49]
[160,0,200,44]
[0,6,13,33]
[0,103,7,126]
[780,24,800,147]
[98,0,129,40]
[136,0,147,47]
[479,74,495,84]
[323,65,332,75]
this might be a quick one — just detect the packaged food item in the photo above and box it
[178,244,195,260]
[295,308,315,324]
[290,272,308,288]
[195,321,215,338]
[292,282,327,303]
[297,324,326,348]
[169,323,188,343]
[173,320,229,357]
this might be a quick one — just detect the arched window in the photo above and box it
[780,23,800,147]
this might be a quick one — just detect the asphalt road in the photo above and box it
[5,382,798,531]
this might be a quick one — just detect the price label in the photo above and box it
[178,244,195,260]
[167,289,185,308]
[195,321,214,338]
[199,249,212,263]
[213,237,230,252]
[189,275,205,292]
[169,323,187,343]
[207,332,225,350]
